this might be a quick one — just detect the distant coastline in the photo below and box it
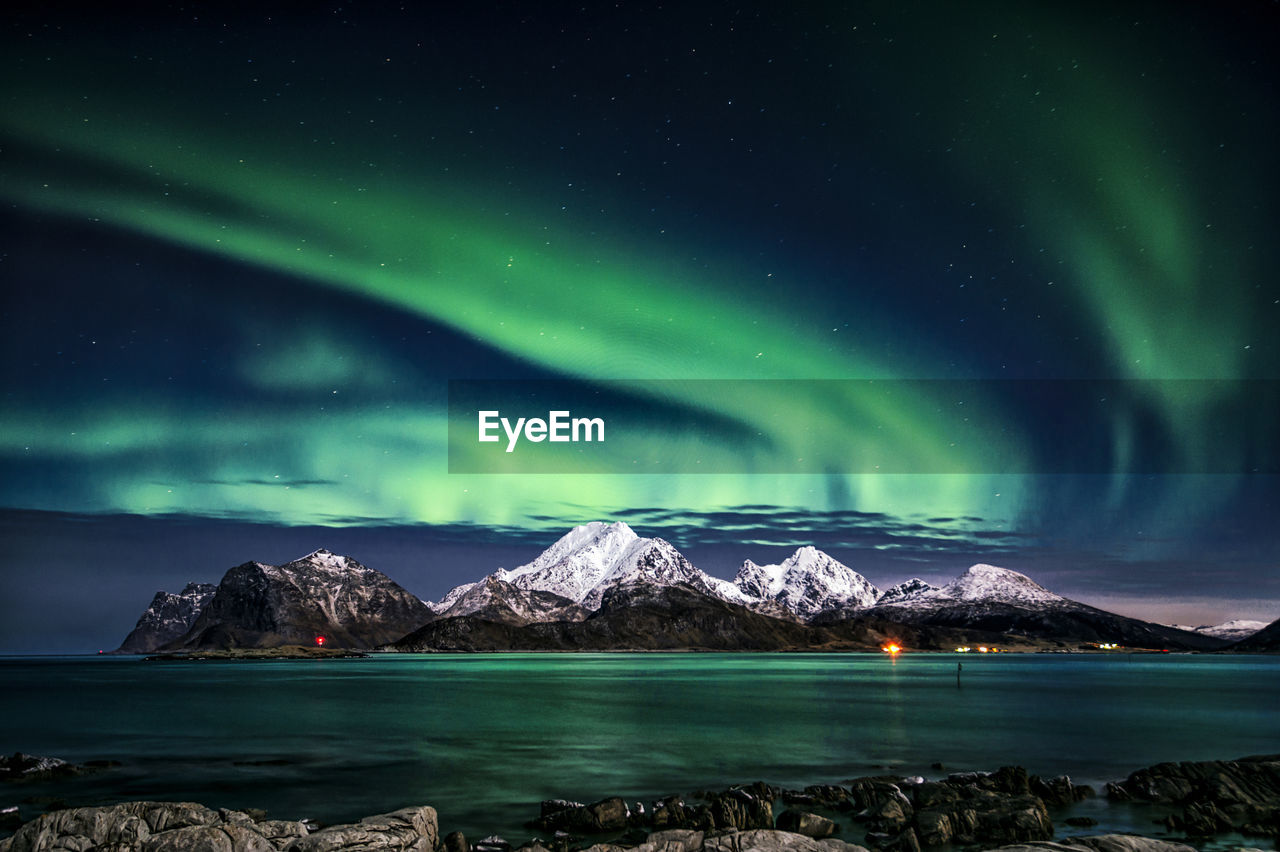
[111,528,1275,658]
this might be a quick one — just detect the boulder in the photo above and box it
[862,827,919,852]
[1103,783,1131,802]
[287,805,439,851]
[847,781,913,834]
[706,788,773,831]
[1104,755,1280,837]
[588,799,631,832]
[630,829,704,852]
[1,801,224,851]
[141,822,277,851]
[989,767,1032,796]
[910,782,959,812]
[781,793,821,809]
[533,797,631,834]
[776,811,839,838]
[444,831,468,852]
[254,821,309,845]
[1030,776,1091,809]
[0,801,442,852]
[969,793,1053,844]
[895,771,1054,846]
[801,786,852,810]
[704,829,870,852]
[980,836,1197,852]
[0,753,118,784]
[910,809,952,846]
[650,797,699,831]
[540,800,584,818]
[0,754,72,782]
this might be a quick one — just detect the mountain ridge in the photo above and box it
[117,582,218,653]
[115,524,1259,654]
[158,549,435,650]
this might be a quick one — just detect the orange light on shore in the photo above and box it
[882,643,902,654]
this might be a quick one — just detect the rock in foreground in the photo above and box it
[1104,754,1280,837]
[0,800,437,852]
[983,837,1197,852]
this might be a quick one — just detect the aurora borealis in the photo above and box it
[1,2,1277,651]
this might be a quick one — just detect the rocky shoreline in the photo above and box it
[2,756,1277,852]
[142,646,370,661]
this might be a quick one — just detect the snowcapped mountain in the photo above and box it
[436,522,749,612]
[865,562,1228,651]
[161,548,435,650]
[117,582,217,653]
[1192,619,1268,641]
[931,563,1069,607]
[876,578,938,606]
[732,546,879,619]
[870,564,1068,610]
[115,532,1242,654]
[438,575,589,624]
[1229,617,1280,652]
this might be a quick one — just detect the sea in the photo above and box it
[3,652,1278,848]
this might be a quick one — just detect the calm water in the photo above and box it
[2,653,1278,846]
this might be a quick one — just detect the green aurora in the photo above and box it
[1,2,1275,566]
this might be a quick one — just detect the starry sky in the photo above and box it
[2,2,1277,653]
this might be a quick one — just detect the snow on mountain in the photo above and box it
[1193,619,1268,641]
[439,575,588,624]
[435,579,476,612]
[495,521,647,603]
[436,522,750,612]
[732,546,879,619]
[117,581,218,653]
[934,563,1068,606]
[876,578,938,606]
[289,548,361,573]
[171,548,435,649]
[872,563,1070,611]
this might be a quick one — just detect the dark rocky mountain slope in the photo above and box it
[159,549,434,650]
[116,582,217,653]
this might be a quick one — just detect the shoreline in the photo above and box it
[119,647,1251,659]
[4,755,1276,852]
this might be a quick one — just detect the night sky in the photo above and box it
[2,2,1277,653]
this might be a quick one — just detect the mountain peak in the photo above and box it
[732,547,879,619]
[1194,619,1268,641]
[876,578,938,605]
[116,582,218,653]
[436,521,746,611]
[937,563,1066,606]
[287,549,366,573]
[167,552,432,650]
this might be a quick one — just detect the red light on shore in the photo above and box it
[315,635,326,646]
